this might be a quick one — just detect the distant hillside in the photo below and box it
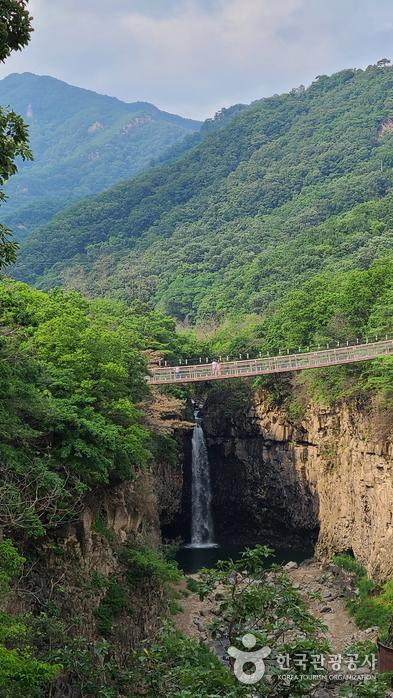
[13,66,393,323]
[0,73,200,237]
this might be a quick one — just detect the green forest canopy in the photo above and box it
[0,72,201,238]
[0,279,191,537]
[12,64,393,325]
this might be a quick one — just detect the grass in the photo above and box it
[186,577,201,594]
[334,554,393,642]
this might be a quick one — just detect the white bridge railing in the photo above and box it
[147,338,393,385]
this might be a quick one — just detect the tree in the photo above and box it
[0,0,33,267]
[377,58,391,68]
[197,546,329,697]
[0,0,32,61]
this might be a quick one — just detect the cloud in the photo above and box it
[0,0,393,118]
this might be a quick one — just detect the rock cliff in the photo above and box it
[202,388,393,581]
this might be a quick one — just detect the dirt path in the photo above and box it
[174,577,212,639]
[287,562,377,652]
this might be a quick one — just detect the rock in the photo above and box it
[215,592,225,601]
[364,626,379,634]
[285,561,298,571]
[203,394,393,582]
[199,609,207,617]
[193,618,204,630]
[314,689,331,698]
[321,590,333,600]
[318,604,334,613]
[227,572,237,585]
[308,585,322,594]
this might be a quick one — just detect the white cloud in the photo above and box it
[0,0,392,118]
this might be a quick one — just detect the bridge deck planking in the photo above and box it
[147,339,393,385]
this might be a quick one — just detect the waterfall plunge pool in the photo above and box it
[176,542,314,575]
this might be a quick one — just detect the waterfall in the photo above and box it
[190,409,216,548]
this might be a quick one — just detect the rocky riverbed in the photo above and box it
[175,559,393,697]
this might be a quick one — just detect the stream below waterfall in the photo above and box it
[176,543,314,574]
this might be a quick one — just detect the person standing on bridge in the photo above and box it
[211,360,218,377]
[216,360,222,377]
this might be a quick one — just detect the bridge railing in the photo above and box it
[147,338,393,385]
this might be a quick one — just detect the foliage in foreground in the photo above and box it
[0,540,183,697]
[0,0,33,267]
[341,675,393,698]
[134,623,246,698]
[0,281,155,536]
[0,8,63,694]
[133,547,330,697]
[133,548,393,698]
[197,546,329,697]
[0,539,61,697]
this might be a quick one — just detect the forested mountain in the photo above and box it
[13,65,393,324]
[0,73,200,237]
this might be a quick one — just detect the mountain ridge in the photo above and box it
[12,65,393,324]
[1,72,201,126]
[0,72,201,237]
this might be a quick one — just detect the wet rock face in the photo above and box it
[202,399,319,548]
[203,390,393,582]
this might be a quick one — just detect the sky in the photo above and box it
[1,0,393,119]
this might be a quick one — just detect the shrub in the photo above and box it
[91,514,115,543]
[333,554,367,577]
[121,546,181,586]
[95,579,127,636]
[0,646,60,698]
[334,554,393,641]
[133,623,246,697]
[0,539,25,594]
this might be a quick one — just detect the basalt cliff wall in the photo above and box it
[202,389,393,582]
